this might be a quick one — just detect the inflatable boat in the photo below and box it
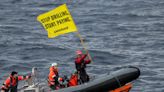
[20,66,140,92]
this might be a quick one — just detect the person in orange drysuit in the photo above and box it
[68,71,78,87]
[1,71,31,92]
[48,63,63,90]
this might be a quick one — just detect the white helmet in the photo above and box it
[51,63,58,67]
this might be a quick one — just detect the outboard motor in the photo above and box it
[21,67,43,92]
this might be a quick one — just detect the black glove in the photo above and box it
[54,76,59,82]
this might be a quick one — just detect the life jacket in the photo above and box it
[2,76,18,89]
[68,74,78,87]
[10,76,18,87]
[1,76,19,92]
[110,83,132,92]
[48,67,59,86]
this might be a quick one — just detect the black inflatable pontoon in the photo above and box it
[53,66,140,92]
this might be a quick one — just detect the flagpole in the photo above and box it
[76,31,93,62]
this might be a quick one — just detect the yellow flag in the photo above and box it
[37,4,77,38]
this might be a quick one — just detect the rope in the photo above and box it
[114,76,122,87]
